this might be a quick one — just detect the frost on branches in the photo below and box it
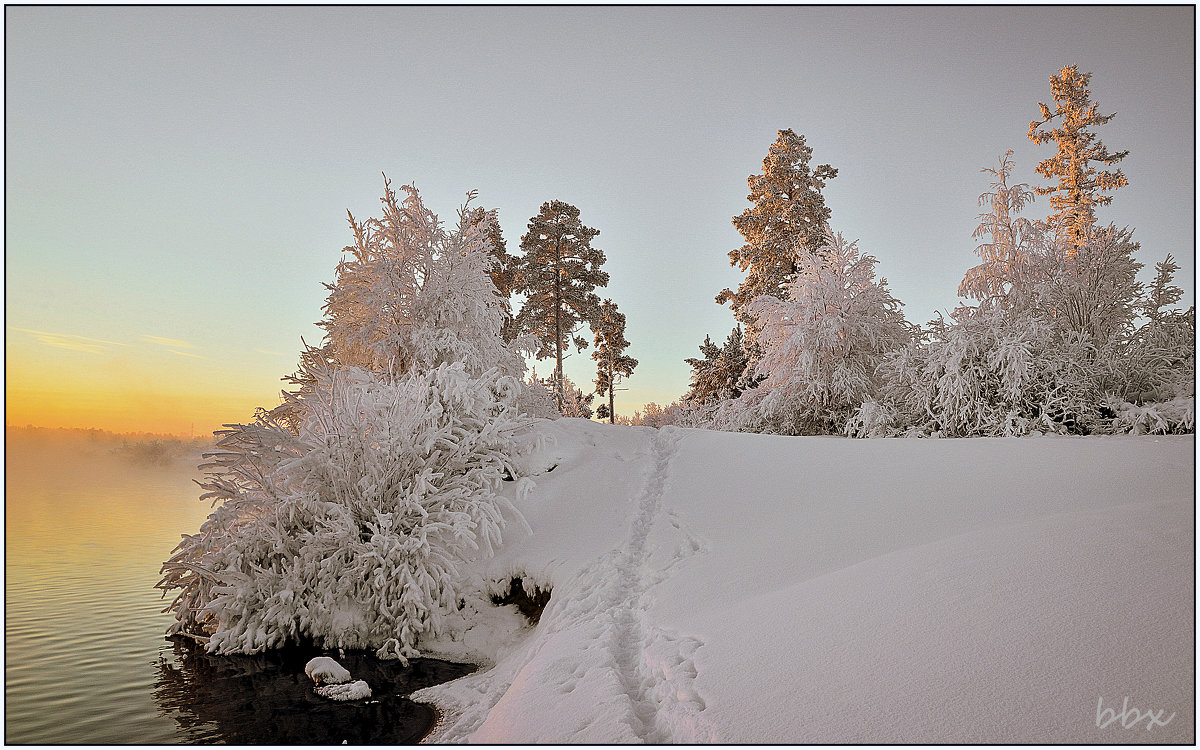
[711,230,912,435]
[159,178,539,662]
[850,310,1106,438]
[158,361,531,662]
[320,176,524,381]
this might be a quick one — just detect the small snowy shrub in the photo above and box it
[1106,395,1195,435]
[159,361,531,662]
[861,310,1106,437]
[1117,307,1195,404]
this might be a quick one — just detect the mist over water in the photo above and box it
[5,428,213,743]
[5,428,468,743]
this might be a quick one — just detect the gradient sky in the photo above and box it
[6,6,1195,435]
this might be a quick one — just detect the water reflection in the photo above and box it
[153,638,476,744]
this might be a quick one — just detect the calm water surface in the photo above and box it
[5,430,473,744]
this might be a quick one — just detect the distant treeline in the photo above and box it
[6,425,213,466]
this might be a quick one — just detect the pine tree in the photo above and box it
[591,299,638,423]
[684,325,752,404]
[512,200,609,410]
[1028,65,1129,255]
[718,129,838,330]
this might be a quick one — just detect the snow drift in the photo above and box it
[415,419,1193,744]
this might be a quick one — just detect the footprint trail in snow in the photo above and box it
[605,427,712,743]
[416,426,714,744]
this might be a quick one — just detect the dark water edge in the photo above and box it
[154,638,476,744]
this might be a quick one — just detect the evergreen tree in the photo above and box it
[684,325,752,404]
[512,200,609,410]
[718,129,838,329]
[591,299,638,423]
[1028,65,1129,254]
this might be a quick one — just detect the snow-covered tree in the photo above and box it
[591,299,638,424]
[512,201,609,410]
[1140,254,1185,324]
[718,129,838,333]
[615,401,681,428]
[683,325,754,405]
[320,176,523,380]
[158,360,531,662]
[714,230,913,435]
[958,151,1038,309]
[465,205,520,342]
[1026,223,1143,348]
[1028,65,1128,254]
[1119,256,1194,404]
[531,370,594,419]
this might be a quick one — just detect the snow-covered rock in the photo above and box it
[316,680,372,702]
[304,657,351,685]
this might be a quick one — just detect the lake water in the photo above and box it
[5,429,473,744]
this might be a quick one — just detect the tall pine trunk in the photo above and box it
[608,375,615,424]
[554,239,563,410]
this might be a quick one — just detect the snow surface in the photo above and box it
[415,420,1194,743]
[305,656,351,685]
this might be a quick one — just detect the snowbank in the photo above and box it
[416,419,1193,743]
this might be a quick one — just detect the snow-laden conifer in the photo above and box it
[958,151,1038,309]
[592,299,638,423]
[719,129,838,321]
[683,326,754,405]
[1028,65,1128,254]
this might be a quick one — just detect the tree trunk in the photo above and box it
[609,379,615,424]
[554,238,564,410]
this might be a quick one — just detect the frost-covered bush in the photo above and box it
[528,370,594,419]
[158,361,531,663]
[1116,256,1194,404]
[614,401,682,428]
[711,230,913,435]
[1105,395,1195,435]
[851,310,1106,437]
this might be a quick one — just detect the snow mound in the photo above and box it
[415,421,1194,744]
[304,657,351,685]
[316,680,372,702]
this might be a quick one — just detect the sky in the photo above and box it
[6,6,1195,435]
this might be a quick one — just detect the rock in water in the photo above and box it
[304,656,351,685]
[316,680,372,702]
